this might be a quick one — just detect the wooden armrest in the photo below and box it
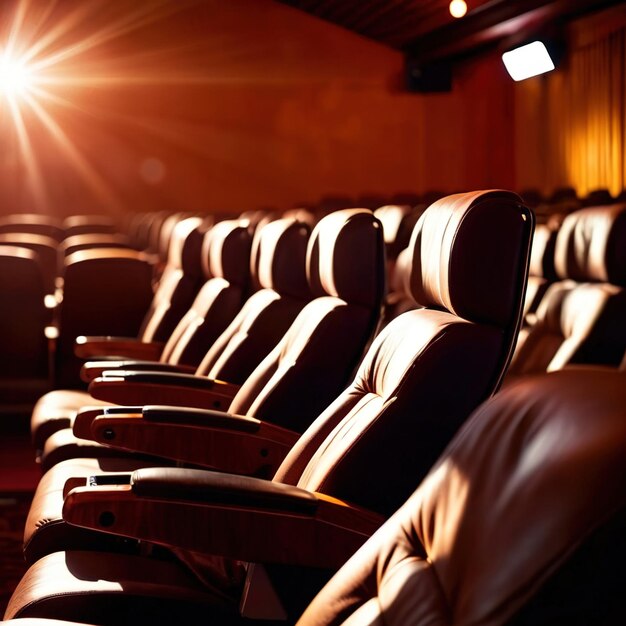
[88,409,299,474]
[88,372,240,410]
[81,360,196,383]
[72,405,143,439]
[63,468,383,569]
[74,336,164,360]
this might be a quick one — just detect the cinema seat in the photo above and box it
[22,207,386,562]
[30,217,305,456]
[31,220,250,451]
[0,246,50,413]
[61,216,117,238]
[298,368,626,626]
[14,191,532,617]
[522,218,559,321]
[5,370,625,626]
[0,233,59,297]
[508,204,626,377]
[0,214,64,241]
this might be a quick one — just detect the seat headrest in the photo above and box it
[374,204,422,260]
[407,190,532,327]
[306,209,384,307]
[167,217,205,275]
[201,220,251,284]
[529,222,558,280]
[299,368,626,625]
[255,218,310,298]
[554,204,626,285]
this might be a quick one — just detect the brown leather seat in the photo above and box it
[51,248,155,389]
[0,214,64,241]
[30,219,252,453]
[0,233,59,296]
[61,216,117,238]
[522,219,559,321]
[5,371,626,626]
[29,217,310,456]
[131,216,206,344]
[22,208,385,563]
[508,204,626,377]
[298,368,626,626]
[9,191,533,621]
[60,234,132,258]
[49,216,205,389]
[374,204,424,262]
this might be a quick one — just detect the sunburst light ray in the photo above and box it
[0,0,216,213]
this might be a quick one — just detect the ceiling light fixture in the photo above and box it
[449,0,468,19]
[502,41,556,81]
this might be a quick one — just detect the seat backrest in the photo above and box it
[0,233,58,295]
[523,220,558,319]
[275,190,533,515]
[158,220,252,367]
[138,217,205,343]
[61,234,131,258]
[55,248,154,387]
[509,204,626,376]
[0,213,64,241]
[379,245,419,327]
[374,204,423,261]
[226,208,385,432]
[195,216,311,382]
[298,369,626,626]
[0,245,49,380]
[62,215,117,238]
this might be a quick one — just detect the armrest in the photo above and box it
[73,405,143,439]
[74,336,164,360]
[81,360,196,383]
[63,468,384,569]
[87,407,299,474]
[88,372,239,410]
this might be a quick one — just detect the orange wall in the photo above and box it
[0,0,516,218]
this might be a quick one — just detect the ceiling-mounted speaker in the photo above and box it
[405,58,452,93]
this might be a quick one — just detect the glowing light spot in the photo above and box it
[0,52,33,97]
[140,157,166,184]
[449,0,468,19]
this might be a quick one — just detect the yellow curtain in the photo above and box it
[515,13,626,198]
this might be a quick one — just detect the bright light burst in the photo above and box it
[0,51,34,97]
[0,0,202,213]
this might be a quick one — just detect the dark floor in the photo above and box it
[0,417,40,615]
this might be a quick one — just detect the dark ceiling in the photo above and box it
[279,0,626,62]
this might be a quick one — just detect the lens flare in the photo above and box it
[0,52,33,97]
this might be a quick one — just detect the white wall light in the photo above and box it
[502,41,556,81]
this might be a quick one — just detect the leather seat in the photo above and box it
[9,191,533,621]
[30,220,250,450]
[60,234,132,258]
[46,217,205,388]
[5,369,626,626]
[508,204,626,377]
[22,208,385,563]
[61,216,117,238]
[0,234,58,297]
[0,214,64,241]
[298,368,626,626]
[51,248,155,388]
[522,218,559,321]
